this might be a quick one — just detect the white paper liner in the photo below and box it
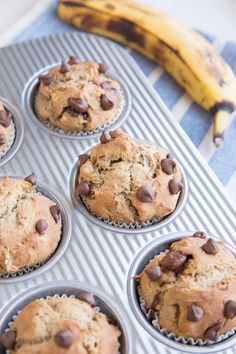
[36,91,125,137]
[0,191,62,279]
[0,120,15,159]
[5,294,121,354]
[137,285,236,346]
[82,198,163,229]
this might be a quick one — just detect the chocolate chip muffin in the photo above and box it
[0,295,121,353]
[35,57,123,133]
[76,130,183,224]
[136,233,236,341]
[0,102,15,158]
[0,175,62,273]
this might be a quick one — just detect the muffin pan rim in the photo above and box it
[0,280,131,354]
[0,97,24,167]
[0,175,72,284]
[127,230,236,353]
[69,145,189,235]
[21,62,132,140]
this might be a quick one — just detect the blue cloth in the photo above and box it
[12,1,236,189]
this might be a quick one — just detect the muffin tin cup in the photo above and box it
[0,176,72,284]
[69,150,189,235]
[0,281,131,354]
[0,98,24,167]
[127,231,236,353]
[22,63,132,140]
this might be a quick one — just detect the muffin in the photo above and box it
[0,175,62,274]
[0,102,15,158]
[76,130,183,224]
[0,295,121,353]
[35,57,123,133]
[136,232,236,341]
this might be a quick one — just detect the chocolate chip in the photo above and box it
[0,133,6,146]
[192,231,206,239]
[224,300,236,319]
[54,329,75,348]
[0,110,11,128]
[79,153,90,165]
[169,178,183,195]
[50,205,61,223]
[35,219,48,235]
[204,322,222,341]
[38,72,53,86]
[60,61,71,73]
[101,94,114,111]
[160,251,187,272]
[68,55,80,65]
[161,158,176,175]
[98,63,109,73]
[0,330,16,350]
[145,265,162,281]
[76,181,90,197]
[24,172,36,185]
[68,97,88,113]
[100,130,111,144]
[187,303,204,322]
[101,81,115,90]
[137,186,154,203]
[77,292,96,306]
[201,238,219,255]
[166,153,174,160]
[150,294,160,310]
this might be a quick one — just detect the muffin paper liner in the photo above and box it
[5,294,121,354]
[0,192,62,279]
[82,198,162,229]
[0,120,15,159]
[36,92,125,137]
[138,286,236,347]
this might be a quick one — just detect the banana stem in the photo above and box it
[213,110,232,148]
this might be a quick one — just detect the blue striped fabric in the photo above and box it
[12,1,236,200]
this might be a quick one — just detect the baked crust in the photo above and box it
[11,297,121,354]
[78,130,182,223]
[0,177,61,273]
[35,61,122,132]
[138,236,236,340]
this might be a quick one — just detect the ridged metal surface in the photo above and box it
[0,32,235,354]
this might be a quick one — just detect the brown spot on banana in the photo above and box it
[108,19,145,47]
[61,1,85,7]
[105,3,115,10]
[210,101,235,115]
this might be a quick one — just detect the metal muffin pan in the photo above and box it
[0,32,235,354]
[0,97,24,167]
[69,148,189,234]
[127,231,236,353]
[22,62,132,140]
[0,281,131,354]
[0,176,72,284]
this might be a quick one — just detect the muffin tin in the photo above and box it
[0,176,72,284]
[127,231,236,353]
[22,62,132,140]
[0,32,236,354]
[0,98,24,167]
[0,281,130,354]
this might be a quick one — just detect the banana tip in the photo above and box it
[213,134,224,148]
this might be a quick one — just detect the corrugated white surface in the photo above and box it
[0,32,236,354]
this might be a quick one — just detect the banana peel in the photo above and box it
[57,0,236,147]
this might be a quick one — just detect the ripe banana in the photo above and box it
[58,0,236,147]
